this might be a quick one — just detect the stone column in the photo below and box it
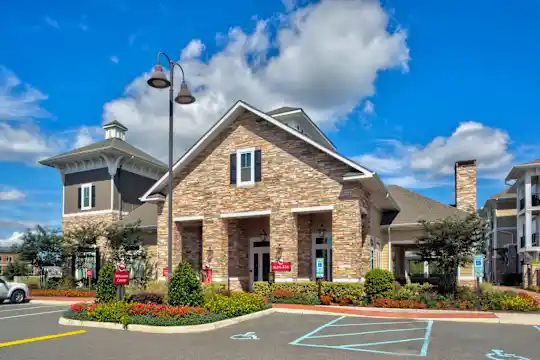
[297,214,312,280]
[202,216,228,283]
[332,199,362,281]
[270,211,298,281]
[227,219,248,291]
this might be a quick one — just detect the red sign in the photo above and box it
[117,264,126,271]
[162,267,168,277]
[86,269,93,277]
[271,261,291,272]
[113,271,130,285]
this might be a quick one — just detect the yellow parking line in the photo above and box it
[0,330,86,348]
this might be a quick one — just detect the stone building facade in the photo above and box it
[150,104,387,291]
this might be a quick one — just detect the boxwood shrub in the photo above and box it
[204,292,268,317]
[364,269,395,299]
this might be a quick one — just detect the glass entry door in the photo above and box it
[250,240,270,289]
[313,236,332,281]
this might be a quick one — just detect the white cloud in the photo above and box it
[45,16,59,29]
[0,189,26,201]
[363,100,375,115]
[355,121,515,189]
[103,0,409,161]
[73,126,101,148]
[110,56,119,64]
[0,231,23,247]
[0,67,100,163]
[0,67,50,121]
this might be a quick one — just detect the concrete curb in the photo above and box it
[272,308,530,325]
[58,308,276,333]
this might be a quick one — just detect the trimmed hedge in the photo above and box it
[204,292,269,317]
[365,269,395,299]
[253,281,364,304]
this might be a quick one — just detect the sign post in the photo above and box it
[473,255,485,310]
[114,264,129,301]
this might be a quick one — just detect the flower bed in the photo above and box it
[65,302,229,327]
[31,289,96,298]
[64,292,270,327]
[254,281,364,305]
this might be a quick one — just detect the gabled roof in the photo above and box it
[141,100,376,201]
[488,187,516,200]
[505,158,540,181]
[382,185,468,226]
[39,138,166,169]
[267,106,300,115]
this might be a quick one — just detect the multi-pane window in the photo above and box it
[240,152,252,183]
[81,183,92,210]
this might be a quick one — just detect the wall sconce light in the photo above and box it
[260,229,269,242]
[276,244,283,261]
[206,247,214,264]
[318,224,326,238]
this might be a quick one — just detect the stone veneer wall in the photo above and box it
[455,160,477,214]
[156,110,375,287]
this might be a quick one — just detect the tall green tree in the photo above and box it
[14,225,66,273]
[3,260,29,280]
[415,214,488,294]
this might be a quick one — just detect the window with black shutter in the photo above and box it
[80,183,93,210]
[230,153,237,185]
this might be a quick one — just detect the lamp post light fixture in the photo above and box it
[147,52,196,280]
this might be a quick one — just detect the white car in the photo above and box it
[0,278,29,304]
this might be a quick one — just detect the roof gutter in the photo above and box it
[382,222,423,230]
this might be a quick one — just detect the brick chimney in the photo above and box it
[454,159,477,213]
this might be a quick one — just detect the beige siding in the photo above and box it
[64,169,111,214]
[381,227,425,243]
[496,209,517,217]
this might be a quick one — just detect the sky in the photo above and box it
[1,0,539,245]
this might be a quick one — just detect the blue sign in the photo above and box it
[316,258,324,278]
[230,332,259,340]
[474,255,484,277]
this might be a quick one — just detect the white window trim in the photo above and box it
[236,147,255,187]
[81,183,93,210]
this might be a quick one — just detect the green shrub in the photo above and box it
[365,269,395,299]
[167,261,204,306]
[88,301,129,326]
[205,292,267,317]
[394,283,433,300]
[127,292,164,304]
[96,262,116,303]
[267,289,321,305]
[501,295,537,311]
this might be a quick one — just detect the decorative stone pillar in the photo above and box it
[202,216,228,283]
[297,214,312,280]
[270,211,298,280]
[332,198,362,281]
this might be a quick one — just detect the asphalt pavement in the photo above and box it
[1,302,539,359]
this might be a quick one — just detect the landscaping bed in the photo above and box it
[255,269,540,312]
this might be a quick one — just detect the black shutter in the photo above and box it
[77,188,81,209]
[230,153,237,185]
[254,149,262,182]
[91,185,96,208]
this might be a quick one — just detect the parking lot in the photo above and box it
[1,303,540,359]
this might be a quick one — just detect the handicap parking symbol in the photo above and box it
[486,349,530,359]
[230,332,259,340]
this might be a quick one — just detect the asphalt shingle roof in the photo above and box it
[488,187,516,200]
[384,185,468,225]
[39,138,166,168]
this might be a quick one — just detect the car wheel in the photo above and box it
[10,290,25,304]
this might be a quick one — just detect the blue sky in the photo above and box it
[1,0,539,243]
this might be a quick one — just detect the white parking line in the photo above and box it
[0,309,65,320]
[0,305,62,313]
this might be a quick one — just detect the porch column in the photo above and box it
[270,211,298,281]
[227,219,249,291]
[202,216,228,283]
[332,200,362,281]
[296,214,312,280]
[525,171,533,248]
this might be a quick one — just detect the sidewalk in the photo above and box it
[29,296,95,305]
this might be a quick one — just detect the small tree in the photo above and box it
[96,262,116,303]
[14,225,66,273]
[168,261,203,306]
[415,214,487,294]
[3,260,29,280]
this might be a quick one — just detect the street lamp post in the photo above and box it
[147,52,195,280]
